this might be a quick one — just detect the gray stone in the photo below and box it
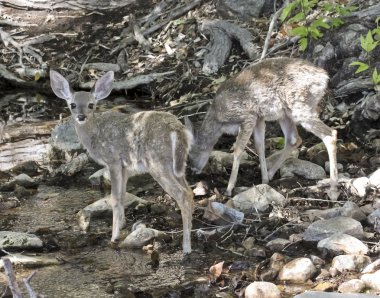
[266,238,291,252]
[244,281,281,298]
[0,254,59,269]
[232,184,286,213]
[217,0,266,20]
[331,255,371,273]
[362,258,380,274]
[278,258,316,283]
[77,193,147,231]
[207,150,253,174]
[119,227,170,248]
[303,217,364,242]
[361,270,380,291]
[280,158,326,180]
[294,292,379,298]
[369,169,380,187]
[338,279,366,293]
[89,168,111,188]
[351,177,370,197]
[14,173,38,188]
[317,233,368,255]
[340,201,366,222]
[0,231,43,250]
[303,207,341,222]
[49,119,82,153]
[367,209,380,233]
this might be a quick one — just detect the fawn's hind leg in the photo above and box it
[300,118,339,200]
[150,171,194,254]
[267,115,302,180]
[253,117,269,184]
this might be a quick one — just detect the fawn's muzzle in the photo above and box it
[77,114,86,121]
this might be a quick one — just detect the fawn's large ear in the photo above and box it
[91,71,114,101]
[184,116,194,136]
[50,70,73,101]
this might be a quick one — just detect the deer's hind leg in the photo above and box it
[150,171,194,254]
[267,115,302,180]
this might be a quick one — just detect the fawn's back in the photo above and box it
[212,57,329,124]
[75,110,192,177]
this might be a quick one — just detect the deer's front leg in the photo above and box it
[108,164,127,243]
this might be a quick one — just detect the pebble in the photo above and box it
[361,269,380,291]
[0,231,43,250]
[244,281,281,298]
[331,255,371,273]
[278,257,316,283]
[338,279,366,293]
[280,158,326,179]
[317,233,368,255]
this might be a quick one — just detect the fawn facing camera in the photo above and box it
[50,70,194,254]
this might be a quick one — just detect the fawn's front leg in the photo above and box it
[108,164,127,243]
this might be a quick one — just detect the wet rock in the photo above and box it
[340,201,366,222]
[278,258,316,283]
[294,292,379,298]
[362,258,380,274]
[232,184,285,213]
[303,217,364,241]
[77,193,148,231]
[338,279,366,293]
[351,177,370,197]
[361,270,380,291]
[244,281,281,298]
[89,168,111,188]
[317,233,368,255]
[369,168,380,187]
[280,158,326,180]
[0,196,20,210]
[331,255,371,273]
[0,231,43,250]
[119,227,170,248]
[303,207,341,222]
[14,173,38,188]
[207,150,253,174]
[266,238,291,252]
[367,209,380,231]
[217,0,267,20]
[9,160,40,176]
[204,201,244,224]
[0,254,59,269]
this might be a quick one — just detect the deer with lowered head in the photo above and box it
[186,57,339,200]
[50,70,194,254]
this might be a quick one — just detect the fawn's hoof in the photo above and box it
[109,239,120,250]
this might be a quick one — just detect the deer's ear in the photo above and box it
[92,71,114,101]
[184,116,194,136]
[50,70,73,101]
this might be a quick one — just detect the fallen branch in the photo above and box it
[129,14,151,50]
[2,257,22,298]
[200,19,260,74]
[79,71,176,90]
[111,0,203,54]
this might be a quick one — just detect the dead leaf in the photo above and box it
[209,261,224,280]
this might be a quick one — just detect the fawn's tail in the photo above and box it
[171,129,193,177]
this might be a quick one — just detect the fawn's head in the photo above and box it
[50,70,114,125]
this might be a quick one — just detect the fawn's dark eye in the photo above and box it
[88,103,94,109]
[70,103,76,109]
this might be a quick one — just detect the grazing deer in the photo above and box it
[186,57,339,199]
[50,70,194,253]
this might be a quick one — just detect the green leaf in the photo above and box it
[360,31,379,53]
[288,11,306,24]
[312,17,330,29]
[323,3,334,12]
[280,2,297,22]
[376,16,380,25]
[372,28,380,40]
[331,17,344,28]
[299,37,308,51]
[290,26,309,37]
[349,61,370,74]
[373,68,380,85]
[309,27,323,39]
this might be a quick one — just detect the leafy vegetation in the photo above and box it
[280,0,357,51]
[350,17,380,87]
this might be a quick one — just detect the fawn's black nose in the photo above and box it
[77,114,86,121]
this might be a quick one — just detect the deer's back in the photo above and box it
[213,57,329,122]
[76,111,191,174]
